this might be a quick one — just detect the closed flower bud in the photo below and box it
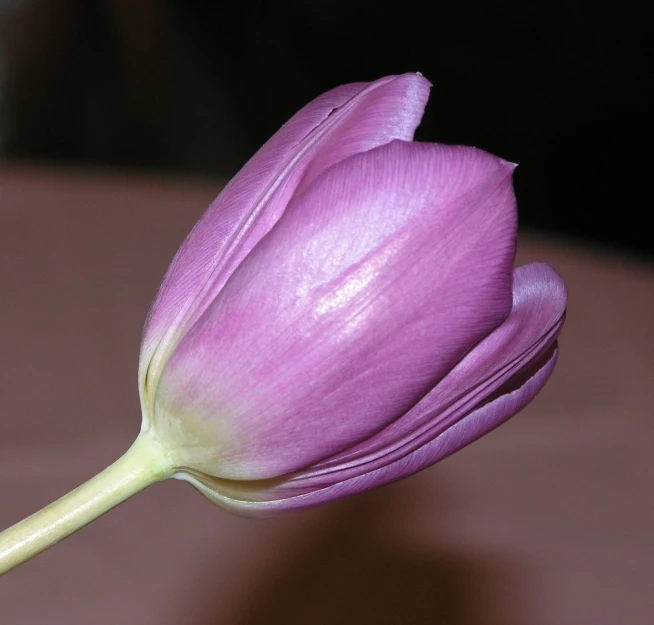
[139,73,567,515]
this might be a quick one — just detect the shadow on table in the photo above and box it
[198,487,516,625]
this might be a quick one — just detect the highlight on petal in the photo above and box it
[154,139,519,481]
[174,263,566,516]
[139,73,432,420]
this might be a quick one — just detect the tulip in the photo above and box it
[0,73,567,574]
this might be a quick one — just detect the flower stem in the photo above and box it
[0,430,174,576]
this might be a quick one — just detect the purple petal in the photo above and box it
[139,73,431,417]
[262,348,559,514]
[176,263,565,516]
[156,140,518,480]
[302,262,567,478]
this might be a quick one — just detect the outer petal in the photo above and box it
[302,263,567,478]
[155,140,518,480]
[177,263,566,516]
[139,73,431,418]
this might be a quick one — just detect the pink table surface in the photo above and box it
[0,166,652,625]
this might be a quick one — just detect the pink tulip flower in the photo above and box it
[139,73,567,515]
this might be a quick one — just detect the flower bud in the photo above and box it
[139,74,567,516]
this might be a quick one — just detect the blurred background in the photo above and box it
[0,2,653,625]
[0,0,652,256]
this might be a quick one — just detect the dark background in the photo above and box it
[2,0,652,257]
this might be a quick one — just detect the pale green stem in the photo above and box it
[0,430,174,576]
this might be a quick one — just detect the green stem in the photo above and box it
[0,430,174,576]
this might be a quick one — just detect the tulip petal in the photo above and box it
[265,349,559,513]
[139,73,431,418]
[302,262,567,479]
[156,140,518,480]
[176,263,565,516]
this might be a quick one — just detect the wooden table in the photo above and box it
[1,166,652,625]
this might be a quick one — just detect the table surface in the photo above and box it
[0,165,652,625]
